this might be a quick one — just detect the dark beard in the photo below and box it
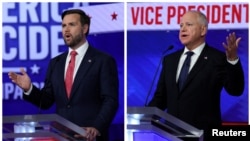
[64,33,83,48]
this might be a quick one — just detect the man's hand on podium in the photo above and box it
[74,127,100,141]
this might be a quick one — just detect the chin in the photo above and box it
[66,41,72,45]
[181,39,190,44]
[180,41,188,45]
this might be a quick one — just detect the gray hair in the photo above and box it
[188,10,208,27]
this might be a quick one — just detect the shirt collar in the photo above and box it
[68,41,89,57]
[183,42,205,56]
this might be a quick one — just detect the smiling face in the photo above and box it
[179,11,207,50]
[62,13,88,49]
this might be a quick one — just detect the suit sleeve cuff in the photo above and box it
[23,84,33,95]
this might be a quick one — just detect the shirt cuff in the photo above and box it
[23,84,33,95]
[227,57,239,65]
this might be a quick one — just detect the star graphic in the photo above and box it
[30,64,40,74]
[111,12,118,20]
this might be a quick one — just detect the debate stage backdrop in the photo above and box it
[2,1,249,141]
[2,2,124,141]
[127,2,249,123]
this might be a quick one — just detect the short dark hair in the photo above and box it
[61,9,90,36]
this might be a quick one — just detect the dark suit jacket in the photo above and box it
[23,46,119,141]
[148,44,244,130]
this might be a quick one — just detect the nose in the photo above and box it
[66,26,70,32]
[180,25,186,32]
[63,25,70,32]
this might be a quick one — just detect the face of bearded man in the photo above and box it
[62,13,86,49]
[64,30,84,48]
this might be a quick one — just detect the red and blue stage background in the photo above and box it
[2,2,124,141]
[127,2,249,125]
[2,2,249,141]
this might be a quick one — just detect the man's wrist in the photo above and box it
[227,56,238,61]
[23,84,33,95]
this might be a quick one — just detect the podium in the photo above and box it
[127,107,204,141]
[3,114,87,141]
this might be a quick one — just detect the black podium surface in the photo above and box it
[127,107,204,141]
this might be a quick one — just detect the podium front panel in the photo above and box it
[133,132,172,141]
[127,107,204,141]
[3,114,87,141]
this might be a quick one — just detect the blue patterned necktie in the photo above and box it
[178,51,194,90]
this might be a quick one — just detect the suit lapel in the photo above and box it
[56,53,69,101]
[179,45,209,93]
[69,47,95,99]
[171,51,183,91]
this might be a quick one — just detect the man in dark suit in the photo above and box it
[148,10,244,139]
[8,9,119,141]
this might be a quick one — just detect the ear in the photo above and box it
[83,24,89,35]
[201,25,207,36]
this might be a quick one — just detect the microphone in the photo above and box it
[144,45,174,106]
[162,45,174,55]
[38,57,60,114]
